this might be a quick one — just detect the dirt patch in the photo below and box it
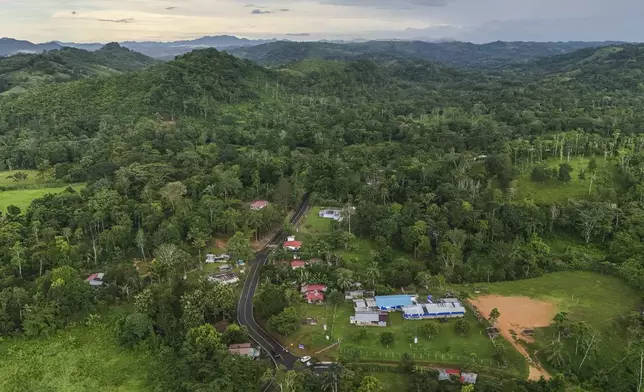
[215,239,228,250]
[470,295,557,381]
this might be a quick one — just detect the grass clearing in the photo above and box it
[279,302,526,377]
[0,185,84,213]
[516,156,618,203]
[0,310,158,392]
[367,371,409,391]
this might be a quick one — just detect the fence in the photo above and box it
[340,347,498,368]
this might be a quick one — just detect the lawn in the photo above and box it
[0,185,84,213]
[516,156,618,203]
[280,302,526,377]
[300,206,335,234]
[0,310,158,392]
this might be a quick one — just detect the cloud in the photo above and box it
[98,18,134,23]
[166,7,177,10]
[279,8,290,12]
[251,9,272,14]
[286,33,311,36]
[317,0,451,8]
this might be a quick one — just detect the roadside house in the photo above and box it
[229,343,260,358]
[250,200,269,210]
[284,236,302,251]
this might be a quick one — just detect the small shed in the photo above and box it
[250,200,269,210]
[86,273,105,286]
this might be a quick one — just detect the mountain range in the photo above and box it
[0,36,276,59]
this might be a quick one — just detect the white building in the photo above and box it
[402,299,466,320]
[208,273,239,285]
[206,253,230,264]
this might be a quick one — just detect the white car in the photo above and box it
[300,356,311,363]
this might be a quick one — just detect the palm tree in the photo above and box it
[365,262,381,287]
[546,340,566,369]
[335,268,354,291]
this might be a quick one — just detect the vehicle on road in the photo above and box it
[300,356,311,363]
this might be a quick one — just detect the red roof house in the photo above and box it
[301,284,328,293]
[250,200,269,210]
[291,260,306,269]
[306,290,325,304]
[284,240,302,251]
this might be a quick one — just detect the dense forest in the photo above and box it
[1,41,644,391]
[0,43,156,95]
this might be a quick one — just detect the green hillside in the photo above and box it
[0,43,156,95]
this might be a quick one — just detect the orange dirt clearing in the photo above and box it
[470,295,558,381]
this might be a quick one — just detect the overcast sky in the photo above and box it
[1,0,643,43]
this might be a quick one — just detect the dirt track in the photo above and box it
[470,295,557,381]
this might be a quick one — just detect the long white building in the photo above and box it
[402,299,465,320]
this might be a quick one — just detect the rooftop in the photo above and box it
[375,295,414,309]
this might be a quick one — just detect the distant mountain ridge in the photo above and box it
[227,40,625,68]
[0,38,62,57]
[0,43,157,95]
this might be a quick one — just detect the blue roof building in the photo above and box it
[374,295,414,311]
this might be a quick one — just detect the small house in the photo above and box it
[208,273,239,285]
[86,273,105,286]
[318,209,343,221]
[291,260,306,269]
[219,264,233,272]
[206,253,230,264]
[306,290,325,304]
[438,369,461,381]
[229,343,260,358]
[461,373,478,384]
[250,200,269,210]
[345,290,365,300]
[284,236,302,251]
[301,284,327,294]
[350,310,387,327]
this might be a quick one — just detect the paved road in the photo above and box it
[237,194,310,370]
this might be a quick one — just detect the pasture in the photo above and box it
[515,156,618,203]
[0,311,158,392]
[0,170,83,213]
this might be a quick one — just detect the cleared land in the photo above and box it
[516,156,617,203]
[463,271,639,379]
[470,295,556,380]
[0,312,157,392]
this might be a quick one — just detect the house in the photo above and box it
[250,200,269,210]
[306,290,325,304]
[350,310,388,327]
[205,253,230,264]
[229,343,260,358]
[291,260,306,269]
[345,290,365,300]
[301,284,328,294]
[219,264,233,272]
[374,295,415,311]
[438,369,461,381]
[319,209,343,221]
[86,273,105,286]
[402,299,466,320]
[461,373,478,384]
[301,284,328,304]
[284,236,302,251]
[208,273,239,285]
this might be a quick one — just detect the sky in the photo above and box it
[1,0,643,43]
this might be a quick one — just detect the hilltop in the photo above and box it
[0,43,157,95]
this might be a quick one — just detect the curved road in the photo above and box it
[237,194,310,370]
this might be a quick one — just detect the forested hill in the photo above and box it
[0,43,157,95]
[228,40,620,68]
[0,48,266,131]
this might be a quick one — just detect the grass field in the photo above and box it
[0,170,83,213]
[460,271,640,377]
[0,311,158,392]
[516,157,618,203]
[280,301,526,377]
